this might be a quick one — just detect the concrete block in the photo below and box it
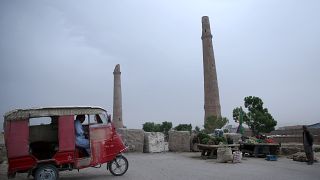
[144,132,165,153]
[168,131,190,152]
[117,128,144,152]
[164,142,169,152]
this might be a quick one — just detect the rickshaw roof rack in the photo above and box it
[4,106,107,121]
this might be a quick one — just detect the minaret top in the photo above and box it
[202,16,209,24]
[201,16,212,39]
[113,64,121,74]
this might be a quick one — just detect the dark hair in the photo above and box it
[76,114,85,120]
[302,125,308,131]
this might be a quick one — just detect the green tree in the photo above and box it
[232,107,248,123]
[174,124,192,132]
[142,122,156,132]
[160,121,172,136]
[204,116,228,134]
[142,121,172,134]
[153,123,162,132]
[233,96,277,135]
[194,126,201,133]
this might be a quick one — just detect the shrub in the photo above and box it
[174,124,192,132]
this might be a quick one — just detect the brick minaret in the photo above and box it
[113,64,123,128]
[201,16,221,124]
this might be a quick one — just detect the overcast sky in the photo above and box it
[1,0,319,130]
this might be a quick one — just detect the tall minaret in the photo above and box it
[201,16,221,124]
[113,64,123,128]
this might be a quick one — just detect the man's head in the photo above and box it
[303,125,308,131]
[76,115,86,123]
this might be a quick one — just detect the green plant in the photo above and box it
[142,121,172,136]
[143,122,157,132]
[201,137,210,144]
[174,124,192,132]
[196,132,210,144]
[160,121,172,136]
[214,137,227,145]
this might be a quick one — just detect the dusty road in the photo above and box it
[1,152,319,180]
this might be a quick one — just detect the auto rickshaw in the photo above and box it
[3,106,128,179]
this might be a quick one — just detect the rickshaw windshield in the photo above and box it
[89,113,109,124]
[97,113,108,124]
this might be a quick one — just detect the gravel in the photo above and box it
[1,152,319,180]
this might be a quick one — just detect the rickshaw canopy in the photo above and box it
[4,106,107,121]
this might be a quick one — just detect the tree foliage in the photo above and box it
[196,132,226,145]
[194,126,201,133]
[142,121,172,136]
[160,121,172,136]
[174,124,192,132]
[143,122,160,132]
[233,96,277,135]
[204,116,228,134]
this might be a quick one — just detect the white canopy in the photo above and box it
[4,106,107,121]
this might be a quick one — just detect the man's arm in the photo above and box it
[75,120,84,136]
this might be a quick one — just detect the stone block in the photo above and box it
[164,142,169,152]
[168,131,190,152]
[0,133,6,164]
[0,144,6,164]
[144,132,165,153]
[117,128,144,152]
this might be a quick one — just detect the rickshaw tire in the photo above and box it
[34,164,59,180]
[108,155,129,176]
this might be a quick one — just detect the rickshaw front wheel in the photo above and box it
[108,155,129,176]
[34,164,59,180]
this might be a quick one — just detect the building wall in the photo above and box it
[243,128,320,144]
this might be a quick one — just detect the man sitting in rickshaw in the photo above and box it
[74,115,90,155]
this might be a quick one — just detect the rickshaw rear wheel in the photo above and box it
[34,164,59,180]
[108,155,129,176]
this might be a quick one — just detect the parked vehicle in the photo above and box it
[3,106,128,179]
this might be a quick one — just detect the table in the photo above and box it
[240,143,280,157]
[197,144,240,159]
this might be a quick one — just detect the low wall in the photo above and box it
[280,144,320,155]
[244,128,320,144]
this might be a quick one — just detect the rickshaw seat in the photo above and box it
[30,141,58,160]
[75,146,89,158]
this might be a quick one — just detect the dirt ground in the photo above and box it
[1,152,319,180]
